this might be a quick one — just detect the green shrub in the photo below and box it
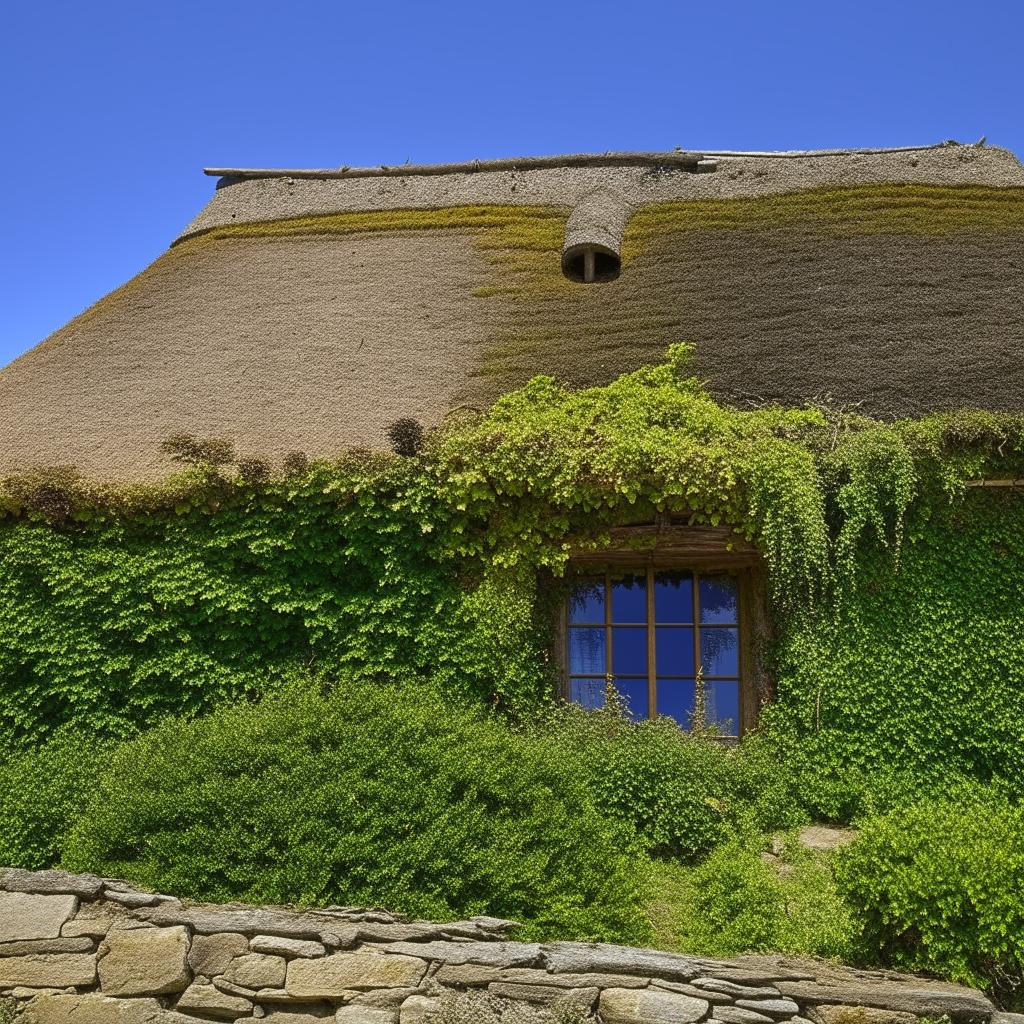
[550,708,730,859]
[62,676,649,943]
[0,732,112,869]
[537,701,804,861]
[649,839,854,960]
[837,799,1024,1005]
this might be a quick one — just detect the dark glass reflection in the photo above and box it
[706,680,740,736]
[612,627,647,675]
[655,626,695,676]
[570,678,605,710]
[699,575,738,624]
[610,574,647,623]
[701,627,738,676]
[614,678,649,720]
[655,678,696,727]
[569,580,605,624]
[654,571,693,622]
[568,627,605,675]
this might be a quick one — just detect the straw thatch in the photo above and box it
[1,143,1023,479]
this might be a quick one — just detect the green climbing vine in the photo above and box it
[2,344,1023,797]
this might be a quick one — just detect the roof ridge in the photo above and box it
[203,142,982,183]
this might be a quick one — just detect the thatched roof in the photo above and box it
[3,143,1024,480]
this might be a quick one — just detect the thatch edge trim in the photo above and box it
[204,151,708,182]
[202,142,990,183]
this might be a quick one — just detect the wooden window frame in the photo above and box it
[554,524,767,738]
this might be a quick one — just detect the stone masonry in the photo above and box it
[0,867,1017,1024]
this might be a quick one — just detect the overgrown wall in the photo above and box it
[0,867,1001,1024]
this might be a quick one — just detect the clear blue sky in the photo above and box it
[2,0,1022,368]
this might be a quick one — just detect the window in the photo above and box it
[565,568,744,736]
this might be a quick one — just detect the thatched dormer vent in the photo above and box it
[562,189,631,283]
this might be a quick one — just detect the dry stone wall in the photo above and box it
[0,868,1017,1024]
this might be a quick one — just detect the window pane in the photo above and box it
[610,574,647,623]
[568,579,605,624]
[569,678,605,710]
[614,678,649,720]
[655,626,695,676]
[569,627,605,675]
[706,680,740,736]
[654,571,693,622]
[656,678,696,727]
[699,574,738,624]
[701,627,738,676]
[612,626,647,675]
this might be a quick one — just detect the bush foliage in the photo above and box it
[837,799,1024,1006]
[0,732,112,870]
[648,839,854,961]
[61,676,649,943]
[538,700,805,860]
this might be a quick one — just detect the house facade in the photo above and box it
[3,142,1023,737]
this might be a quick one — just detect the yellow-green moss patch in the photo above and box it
[623,184,1024,259]
[202,205,574,300]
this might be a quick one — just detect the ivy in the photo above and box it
[2,344,1024,804]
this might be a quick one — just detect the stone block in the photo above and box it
[62,914,114,939]
[600,987,709,1024]
[251,936,326,959]
[808,1008,919,1024]
[98,925,191,996]
[503,967,651,990]
[736,1000,801,1018]
[0,893,78,942]
[543,943,705,983]
[396,996,438,1024]
[175,982,253,1020]
[383,941,541,969]
[287,954,427,997]
[22,993,166,1024]
[136,905,325,940]
[694,980,781,999]
[254,989,327,1005]
[432,963,502,987]
[713,1008,776,1024]
[103,891,166,910]
[335,1009,398,1024]
[0,937,94,955]
[260,1013,334,1024]
[775,981,993,1020]
[189,933,250,976]
[1,869,104,899]
[489,981,597,1008]
[213,978,258,999]
[224,953,288,990]
[348,989,420,1010]
[0,953,97,988]
[653,981,730,1003]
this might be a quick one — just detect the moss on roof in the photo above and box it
[191,183,1024,402]
[623,183,1024,258]
[203,204,574,299]
[199,184,1024,306]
